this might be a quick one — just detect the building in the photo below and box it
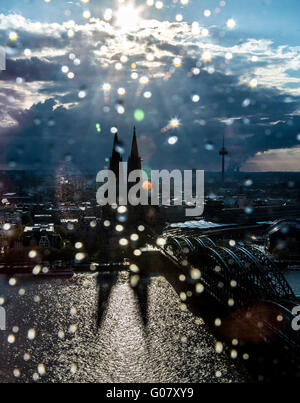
[22,224,63,249]
[127,127,142,176]
[100,127,146,258]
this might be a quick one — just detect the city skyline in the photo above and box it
[0,1,300,386]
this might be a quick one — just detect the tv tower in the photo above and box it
[219,135,228,182]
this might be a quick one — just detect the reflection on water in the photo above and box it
[284,271,300,296]
[0,272,246,383]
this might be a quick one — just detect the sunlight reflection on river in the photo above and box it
[0,272,246,383]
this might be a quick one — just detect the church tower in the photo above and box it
[109,131,122,181]
[128,126,142,175]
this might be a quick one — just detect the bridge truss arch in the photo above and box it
[164,235,295,305]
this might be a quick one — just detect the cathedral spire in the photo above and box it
[112,131,120,156]
[113,131,119,148]
[130,126,139,159]
[109,131,122,178]
[128,126,142,173]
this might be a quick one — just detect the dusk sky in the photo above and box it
[0,0,300,173]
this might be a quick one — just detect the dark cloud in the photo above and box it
[0,57,59,82]
[1,59,300,174]
[0,14,300,174]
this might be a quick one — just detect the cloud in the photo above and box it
[242,146,300,171]
[1,57,60,82]
[0,12,299,172]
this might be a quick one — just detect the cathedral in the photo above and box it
[101,127,147,259]
[109,126,142,185]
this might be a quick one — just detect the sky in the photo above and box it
[0,0,300,174]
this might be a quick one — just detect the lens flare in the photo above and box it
[169,118,181,129]
[116,5,140,29]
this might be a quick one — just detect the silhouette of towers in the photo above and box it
[219,135,228,182]
[127,126,144,223]
[128,126,142,175]
[107,126,144,209]
[109,127,142,181]
[109,131,123,179]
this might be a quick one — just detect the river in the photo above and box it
[0,272,247,383]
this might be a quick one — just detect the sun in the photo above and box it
[115,4,140,30]
[169,118,181,129]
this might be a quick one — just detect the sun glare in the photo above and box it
[116,5,140,29]
[169,118,181,129]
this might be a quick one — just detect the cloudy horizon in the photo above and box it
[0,0,300,174]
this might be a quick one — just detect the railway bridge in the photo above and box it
[161,233,300,359]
